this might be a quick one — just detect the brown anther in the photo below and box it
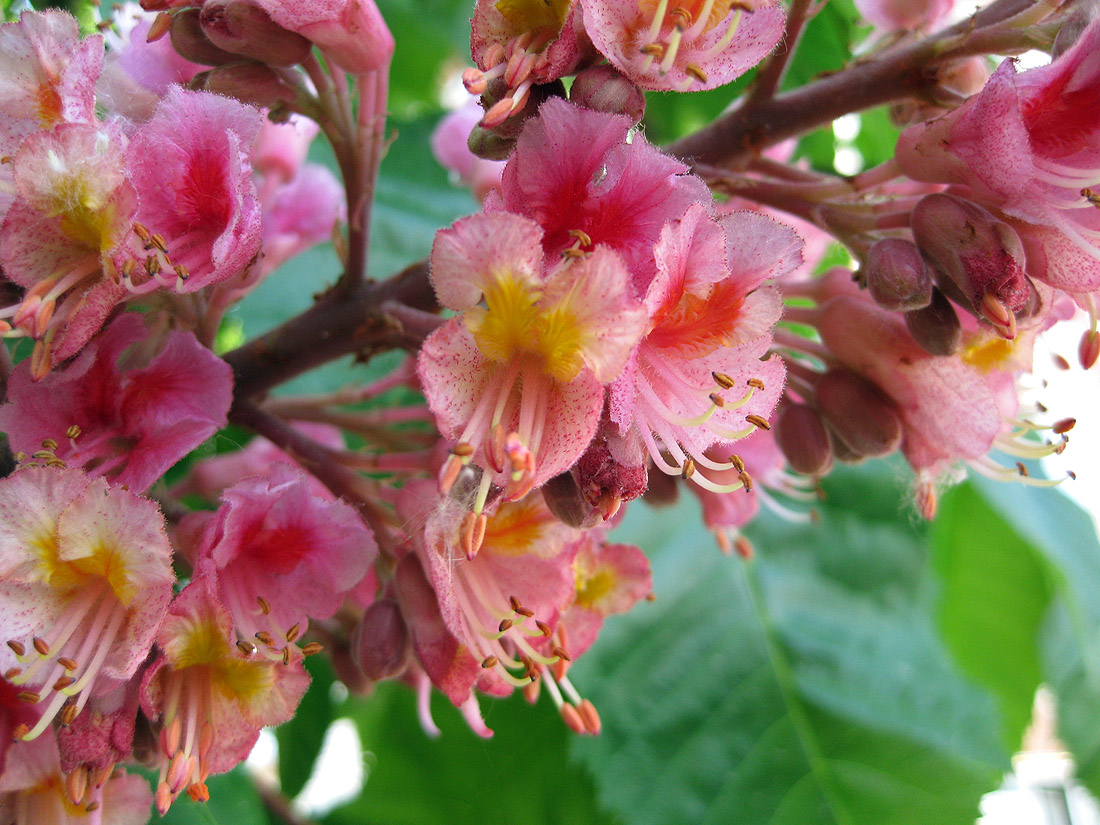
[256,596,271,615]
[745,414,771,430]
[709,393,725,408]
[640,43,665,57]
[685,63,707,83]
[145,255,161,277]
[60,703,79,726]
[568,228,593,247]
[18,691,41,704]
[519,653,536,677]
[41,438,58,451]
[680,459,695,479]
[58,657,78,671]
[236,640,257,655]
[282,647,290,665]
[578,699,602,735]
[560,702,586,733]
[669,7,693,26]
[712,371,736,390]
[1052,354,1071,371]
[498,618,514,633]
[513,602,534,618]
[188,782,210,803]
[3,668,20,680]
[120,259,136,282]
[301,642,324,656]
[1068,470,1078,480]
[535,620,552,637]
[481,655,499,669]
[1083,188,1100,207]
[46,457,67,468]
[53,675,76,691]
[7,640,25,657]
[1053,418,1076,434]
[734,536,754,559]
[509,595,523,612]
[85,802,101,813]
[32,636,50,656]
[255,631,275,646]
[747,377,766,390]
[0,156,13,165]
[12,723,30,739]
[66,768,88,805]
[148,233,169,253]
[562,247,589,259]
[739,470,754,492]
[729,454,745,473]
[173,264,189,281]
[32,450,55,461]
[285,623,301,643]
[1016,462,1029,477]
[451,441,475,458]
[133,223,151,243]
[551,646,571,662]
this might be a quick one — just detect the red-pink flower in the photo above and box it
[140,572,309,813]
[580,0,785,92]
[896,19,1100,294]
[852,0,954,31]
[493,98,711,292]
[603,205,795,500]
[187,464,376,655]
[0,313,233,493]
[125,86,264,291]
[420,212,646,508]
[0,466,174,744]
[0,730,152,825]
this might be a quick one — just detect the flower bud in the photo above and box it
[569,65,646,125]
[190,62,303,110]
[911,193,1030,338]
[200,0,313,67]
[169,8,239,66]
[542,471,600,529]
[352,598,410,682]
[774,403,833,476]
[815,368,903,459]
[467,125,515,161]
[864,238,933,311]
[904,286,962,356]
[1081,328,1100,370]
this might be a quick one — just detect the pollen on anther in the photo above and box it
[32,637,50,656]
[7,640,26,657]
[17,691,41,704]
[709,393,725,407]
[713,371,736,390]
[746,414,771,430]
[285,624,301,643]
[747,378,765,390]
[236,640,257,655]
[681,459,695,479]
[60,703,79,726]
[58,657,78,671]
[1053,418,1076,435]
[481,655,498,669]
[535,620,552,637]
[255,631,275,646]
[498,618,514,633]
[552,646,571,662]
[685,63,707,83]
[302,642,324,656]
[256,596,271,615]
[451,442,475,458]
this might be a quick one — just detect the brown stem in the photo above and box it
[254,779,318,825]
[743,0,820,107]
[223,259,435,404]
[668,0,1065,167]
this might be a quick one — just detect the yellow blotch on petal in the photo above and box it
[575,564,617,611]
[534,303,586,382]
[169,615,274,702]
[466,271,542,363]
[495,0,571,31]
[482,498,556,557]
[961,330,1021,373]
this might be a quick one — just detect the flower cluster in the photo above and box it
[0,0,1096,821]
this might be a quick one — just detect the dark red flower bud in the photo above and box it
[570,65,646,124]
[200,0,313,66]
[904,286,962,356]
[352,598,410,683]
[774,403,833,476]
[169,8,239,66]
[864,238,933,311]
[815,368,903,459]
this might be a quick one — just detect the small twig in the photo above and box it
[743,0,819,107]
[254,778,318,825]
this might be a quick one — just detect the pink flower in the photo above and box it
[493,98,711,293]
[0,11,101,159]
[431,102,506,203]
[0,466,174,744]
[396,482,578,704]
[187,464,376,655]
[896,19,1100,294]
[602,205,795,502]
[259,163,345,277]
[254,0,394,73]
[466,0,590,125]
[0,731,152,825]
[420,212,646,507]
[140,572,309,813]
[0,313,233,493]
[580,0,785,92]
[125,86,264,291]
[852,0,955,31]
[0,121,135,375]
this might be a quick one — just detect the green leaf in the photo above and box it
[962,477,1100,798]
[278,655,338,799]
[382,0,472,119]
[931,482,1053,749]
[326,681,616,825]
[853,107,900,170]
[155,766,271,825]
[571,463,1008,825]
